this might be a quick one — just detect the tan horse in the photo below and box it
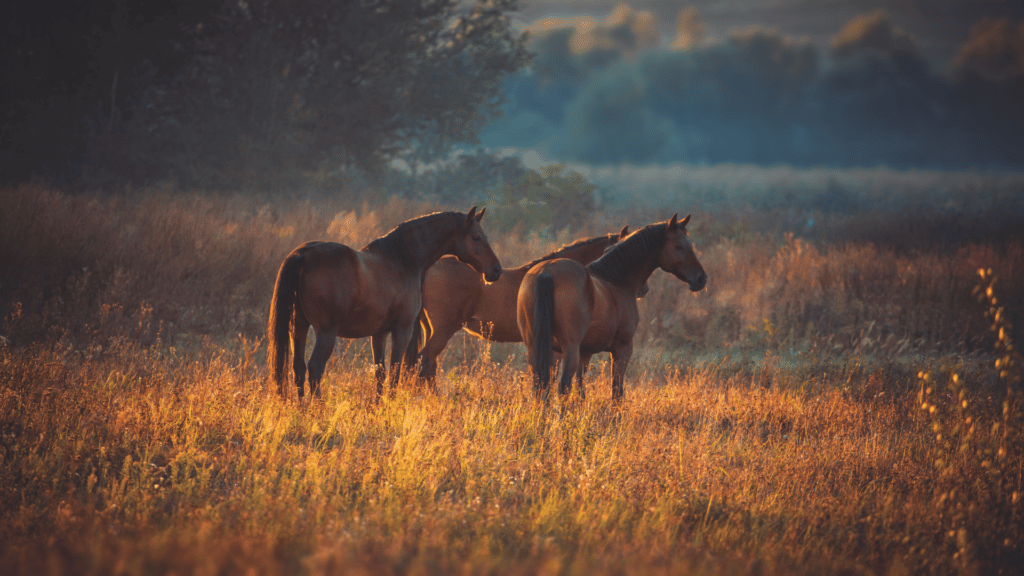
[518,214,706,401]
[267,208,501,399]
[410,227,637,381]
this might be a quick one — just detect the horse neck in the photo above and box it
[558,237,613,265]
[368,214,462,275]
[405,223,461,273]
[587,229,663,295]
[616,254,661,296]
[521,236,612,270]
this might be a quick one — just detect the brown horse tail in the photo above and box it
[267,252,303,394]
[532,271,555,390]
[418,309,433,350]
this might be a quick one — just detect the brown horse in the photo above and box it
[267,208,501,399]
[518,214,706,401]
[410,226,637,381]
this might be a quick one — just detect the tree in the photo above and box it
[1,1,213,185]
[90,0,529,187]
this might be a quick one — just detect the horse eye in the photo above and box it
[472,235,481,242]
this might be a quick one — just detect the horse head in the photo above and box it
[455,206,502,282]
[660,213,707,292]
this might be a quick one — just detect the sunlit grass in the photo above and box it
[0,184,1021,574]
[1,328,1020,574]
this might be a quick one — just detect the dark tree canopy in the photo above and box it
[2,0,529,188]
[1,1,213,185]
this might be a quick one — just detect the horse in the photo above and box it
[517,214,706,401]
[267,207,501,399]
[409,226,640,382]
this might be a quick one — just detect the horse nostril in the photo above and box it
[691,272,707,291]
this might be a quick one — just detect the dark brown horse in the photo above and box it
[267,208,501,399]
[410,226,636,381]
[518,214,706,401]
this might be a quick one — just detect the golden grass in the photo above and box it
[1,334,1019,575]
[0,185,1022,574]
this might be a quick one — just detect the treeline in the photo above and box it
[1,0,527,189]
[483,8,1024,169]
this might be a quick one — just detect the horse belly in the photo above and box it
[469,279,521,341]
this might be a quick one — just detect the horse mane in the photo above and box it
[587,223,667,284]
[522,234,613,269]
[364,211,464,268]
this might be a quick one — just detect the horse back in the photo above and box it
[297,242,419,337]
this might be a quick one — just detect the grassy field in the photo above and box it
[1,177,1022,575]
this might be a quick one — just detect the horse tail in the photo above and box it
[267,251,303,395]
[418,309,433,350]
[404,309,431,367]
[532,271,555,389]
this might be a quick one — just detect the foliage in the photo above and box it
[0,1,214,184]
[914,269,1023,573]
[488,9,1024,169]
[9,0,529,189]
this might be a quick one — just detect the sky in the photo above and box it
[478,0,1024,170]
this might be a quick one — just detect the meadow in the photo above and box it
[1,168,1022,575]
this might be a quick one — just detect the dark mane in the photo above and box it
[364,211,464,268]
[523,234,613,269]
[587,223,667,283]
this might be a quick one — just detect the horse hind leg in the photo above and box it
[576,353,593,400]
[307,330,336,399]
[291,314,311,399]
[558,346,580,398]
[371,334,387,398]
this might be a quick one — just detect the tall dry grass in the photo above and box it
[1,319,1020,575]
[0,184,1022,574]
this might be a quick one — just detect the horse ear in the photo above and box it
[466,206,478,225]
[476,207,485,221]
[681,214,691,228]
[619,225,629,237]
[668,213,678,230]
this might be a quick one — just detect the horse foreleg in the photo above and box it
[417,319,461,386]
[307,330,336,399]
[402,313,424,377]
[610,343,634,401]
[371,334,387,397]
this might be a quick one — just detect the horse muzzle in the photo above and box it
[484,263,502,283]
[688,271,707,292]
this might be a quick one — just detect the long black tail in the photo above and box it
[267,252,303,395]
[532,271,555,393]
